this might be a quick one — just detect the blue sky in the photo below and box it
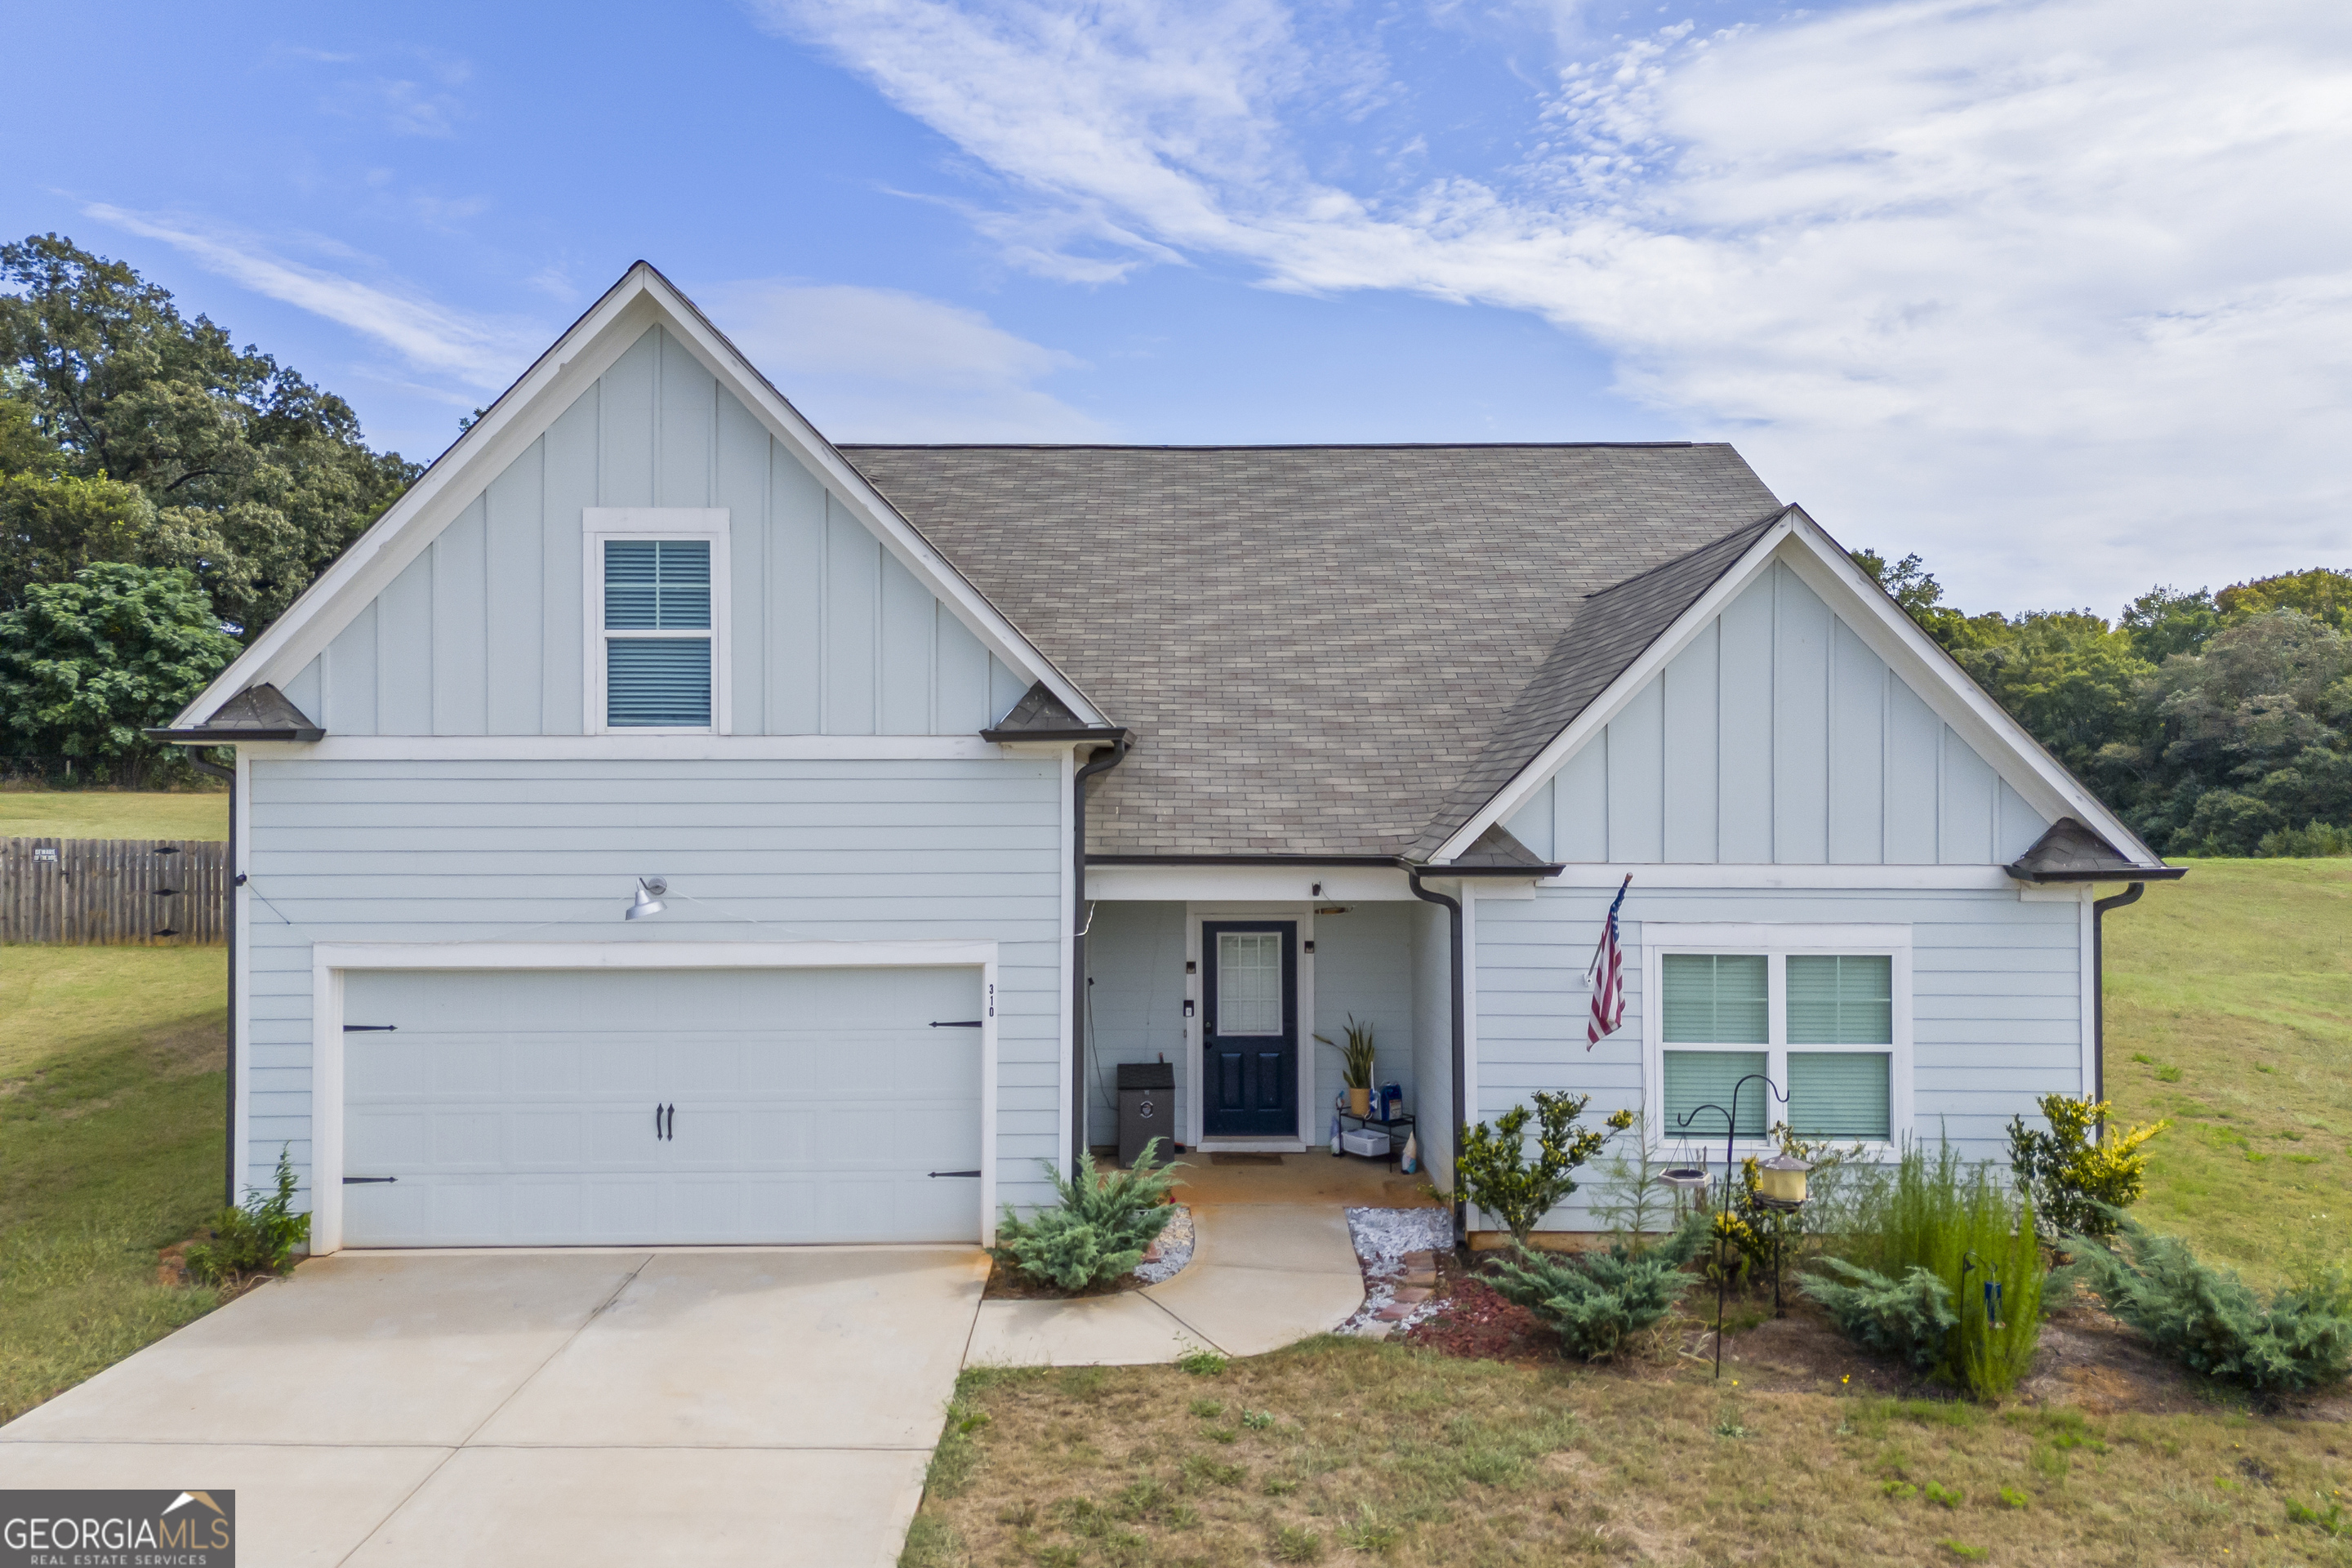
[7,0,2345,614]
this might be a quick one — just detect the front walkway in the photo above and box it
[0,1247,985,1568]
[965,1154,1433,1365]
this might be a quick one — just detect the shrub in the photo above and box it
[1486,1214,1706,1361]
[990,1138,1180,1292]
[2010,1094,2167,1241]
[2065,1214,2352,1392]
[1802,1259,1959,1374]
[184,1147,310,1284]
[1455,1092,1634,1245]
[1808,1142,2046,1400]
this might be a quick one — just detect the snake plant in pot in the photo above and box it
[1316,1015,1379,1117]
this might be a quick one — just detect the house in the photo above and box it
[158,263,2180,1254]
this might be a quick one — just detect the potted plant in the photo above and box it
[1316,1015,1378,1117]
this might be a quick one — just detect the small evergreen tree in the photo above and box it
[2008,1094,2167,1240]
[991,1138,1181,1292]
[1454,1093,1633,1245]
[2066,1214,2352,1392]
[1486,1214,1707,1361]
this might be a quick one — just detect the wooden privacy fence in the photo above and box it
[0,838,229,945]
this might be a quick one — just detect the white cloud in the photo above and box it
[756,0,2352,608]
[699,279,1108,439]
[80,204,543,394]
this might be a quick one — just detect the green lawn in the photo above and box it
[0,944,229,1422]
[0,788,229,842]
[2103,859,2352,1285]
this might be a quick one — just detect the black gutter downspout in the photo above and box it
[180,746,238,1208]
[1071,736,1129,1174]
[2091,882,2146,1111]
[1405,866,1468,1254]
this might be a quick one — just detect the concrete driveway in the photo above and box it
[0,1247,987,1566]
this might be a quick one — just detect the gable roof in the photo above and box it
[149,683,322,744]
[1406,513,1784,858]
[841,443,1786,859]
[169,264,1102,732]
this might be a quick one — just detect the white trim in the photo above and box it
[306,938,1000,1255]
[172,266,1104,731]
[1542,863,2020,891]
[584,512,731,737]
[1090,865,1412,902]
[232,748,252,1197]
[235,735,1009,762]
[1639,923,1914,1158]
[1433,510,2166,871]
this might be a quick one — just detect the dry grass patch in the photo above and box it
[908,1337,2352,1567]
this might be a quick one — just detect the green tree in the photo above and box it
[0,234,418,637]
[2218,568,2352,634]
[0,562,239,782]
[1851,548,2007,650]
[2121,585,2221,664]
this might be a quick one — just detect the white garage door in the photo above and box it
[339,967,985,1247]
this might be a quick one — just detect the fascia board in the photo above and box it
[175,264,1107,731]
[1771,512,2166,867]
[632,270,1108,728]
[1430,511,1798,863]
[172,275,669,727]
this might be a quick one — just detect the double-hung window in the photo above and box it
[1646,925,1909,1149]
[584,510,729,734]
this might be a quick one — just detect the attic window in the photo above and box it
[581,509,732,736]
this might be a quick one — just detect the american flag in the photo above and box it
[1585,875,1632,1049]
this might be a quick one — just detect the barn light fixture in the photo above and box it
[625,876,668,921]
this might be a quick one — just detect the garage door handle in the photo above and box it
[930,1020,983,1028]
[656,1102,676,1141]
[343,1176,398,1184]
[929,1169,982,1178]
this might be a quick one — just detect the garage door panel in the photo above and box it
[339,967,986,1246]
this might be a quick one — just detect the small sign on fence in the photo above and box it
[32,846,56,862]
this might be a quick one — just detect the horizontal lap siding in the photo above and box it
[1472,884,2082,1229]
[243,755,1065,1214]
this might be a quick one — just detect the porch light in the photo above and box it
[625,876,667,921]
[1755,1153,1812,1211]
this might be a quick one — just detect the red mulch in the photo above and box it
[1396,1276,1558,1363]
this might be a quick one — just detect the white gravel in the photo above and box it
[1132,1205,1195,1285]
[1338,1206,1456,1335]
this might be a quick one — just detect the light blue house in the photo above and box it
[163,264,2178,1251]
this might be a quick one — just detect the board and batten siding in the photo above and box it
[241,755,1065,1213]
[278,325,1029,738]
[1471,884,2084,1229]
[1504,562,2050,865]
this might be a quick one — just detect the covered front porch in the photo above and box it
[1080,870,1459,1178]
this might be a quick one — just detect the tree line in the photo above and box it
[1856,552,2352,857]
[1,234,2345,855]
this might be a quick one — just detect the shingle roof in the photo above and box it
[840,443,1783,859]
[2006,817,2189,882]
[147,683,324,744]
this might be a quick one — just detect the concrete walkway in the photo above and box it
[966,1155,1433,1367]
[0,1247,986,1568]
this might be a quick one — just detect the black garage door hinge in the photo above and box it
[928,1169,982,1178]
[343,1024,397,1031]
[929,1019,983,1028]
[342,1176,399,1184]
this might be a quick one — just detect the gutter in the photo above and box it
[1404,866,1469,1254]
[1085,853,1564,879]
[1071,735,1130,1173]
[176,746,238,1208]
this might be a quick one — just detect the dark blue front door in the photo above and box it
[1202,922,1298,1138]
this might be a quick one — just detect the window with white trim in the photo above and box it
[1651,932,1906,1147]
[582,509,730,735]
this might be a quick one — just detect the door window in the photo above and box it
[1217,931,1282,1034]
